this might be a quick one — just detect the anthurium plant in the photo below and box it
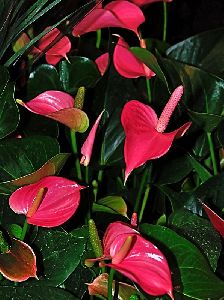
[0,0,224,299]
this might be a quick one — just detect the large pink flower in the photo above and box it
[89,221,174,298]
[9,176,84,227]
[0,237,37,282]
[17,91,89,131]
[72,1,145,37]
[121,86,192,182]
[129,0,172,7]
[95,36,155,78]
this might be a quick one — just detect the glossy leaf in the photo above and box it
[0,238,37,282]
[187,109,223,132]
[93,196,128,217]
[59,56,101,94]
[0,136,59,183]
[0,66,19,139]
[167,28,224,79]
[0,153,70,194]
[27,64,62,99]
[0,286,79,300]
[9,176,84,227]
[33,226,88,286]
[169,208,222,271]
[140,224,224,299]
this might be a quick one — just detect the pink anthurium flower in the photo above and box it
[95,36,155,78]
[0,237,37,282]
[87,221,174,298]
[35,27,71,65]
[17,91,89,132]
[202,202,224,238]
[129,0,172,7]
[72,1,145,38]
[9,176,84,227]
[121,86,192,182]
[80,110,105,166]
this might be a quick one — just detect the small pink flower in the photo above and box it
[80,110,104,166]
[88,221,174,298]
[95,36,155,78]
[129,0,172,7]
[17,91,89,131]
[0,238,37,282]
[72,1,145,38]
[202,202,224,238]
[121,86,192,182]
[9,176,84,227]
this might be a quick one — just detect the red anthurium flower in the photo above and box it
[0,238,37,282]
[202,202,224,238]
[95,36,155,78]
[17,91,89,132]
[9,176,84,227]
[129,0,172,7]
[80,110,105,166]
[88,221,174,298]
[121,86,192,182]
[35,27,71,65]
[72,1,145,38]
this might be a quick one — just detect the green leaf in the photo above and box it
[0,136,59,183]
[59,56,101,94]
[130,47,169,90]
[169,209,222,271]
[187,109,223,132]
[5,224,22,239]
[140,224,224,299]
[0,286,79,300]
[0,153,70,194]
[0,66,19,139]
[167,28,224,79]
[33,226,88,286]
[93,196,128,217]
[27,64,62,99]
[187,154,212,182]
[153,152,193,185]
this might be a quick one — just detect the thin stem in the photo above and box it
[70,129,82,181]
[20,219,29,241]
[85,167,89,184]
[108,268,116,300]
[134,168,148,213]
[98,169,103,183]
[145,78,151,104]
[96,29,101,49]
[207,132,218,175]
[163,1,167,42]
[139,185,150,223]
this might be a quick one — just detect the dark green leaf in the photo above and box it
[0,136,59,183]
[0,66,19,139]
[27,64,62,99]
[169,208,222,271]
[59,56,100,94]
[33,226,88,286]
[0,286,79,300]
[187,154,212,182]
[187,109,223,132]
[167,28,224,79]
[140,224,224,299]
[130,47,169,90]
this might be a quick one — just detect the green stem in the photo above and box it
[139,185,150,223]
[96,29,101,49]
[145,78,151,104]
[134,168,148,213]
[70,129,82,181]
[162,1,167,42]
[98,169,103,183]
[207,132,218,175]
[85,167,89,184]
[20,219,29,241]
[108,268,115,300]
